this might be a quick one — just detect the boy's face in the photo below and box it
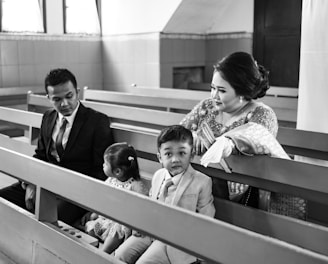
[157,140,193,177]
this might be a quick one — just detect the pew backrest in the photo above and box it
[133,84,298,124]
[82,88,198,113]
[0,86,44,107]
[25,93,327,161]
[1,107,328,263]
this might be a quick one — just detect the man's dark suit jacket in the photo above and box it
[33,103,114,223]
[0,103,114,225]
[34,103,114,181]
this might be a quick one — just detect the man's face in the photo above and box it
[47,81,79,116]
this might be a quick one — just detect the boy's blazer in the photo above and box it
[34,103,114,180]
[150,165,215,263]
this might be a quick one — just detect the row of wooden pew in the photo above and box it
[129,84,298,126]
[0,92,328,263]
[0,86,326,264]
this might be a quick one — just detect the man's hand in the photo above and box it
[25,184,36,212]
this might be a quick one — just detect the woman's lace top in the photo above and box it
[180,98,278,137]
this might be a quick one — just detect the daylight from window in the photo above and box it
[65,0,100,34]
[1,0,44,33]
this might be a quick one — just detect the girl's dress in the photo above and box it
[180,98,307,220]
[85,177,148,242]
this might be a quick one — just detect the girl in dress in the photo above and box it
[84,142,148,253]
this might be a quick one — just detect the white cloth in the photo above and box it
[200,136,234,170]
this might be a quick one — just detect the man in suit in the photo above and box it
[0,68,114,224]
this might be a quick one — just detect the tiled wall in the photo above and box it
[102,33,160,92]
[0,35,103,90]
[159,32,253,88]
[0,32,252,92]
[205,33,253,81]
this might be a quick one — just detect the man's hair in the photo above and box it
[157,125,193,149]
[44,68,77,93]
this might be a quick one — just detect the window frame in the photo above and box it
[0,0,46,33]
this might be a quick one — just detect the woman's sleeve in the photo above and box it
[179,100,204,131]
[247,105,278,136]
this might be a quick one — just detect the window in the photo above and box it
[64,0,100,35]
[1,0,44,33]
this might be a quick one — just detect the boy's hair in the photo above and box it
[104,142,140,180]
[44,68,78,94]
[157,125,193,149]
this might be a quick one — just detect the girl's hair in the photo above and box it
[104,142,140,181]
[213,51,270,100]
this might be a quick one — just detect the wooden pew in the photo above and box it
[30,86,297,125]
[19,96,328,228]
[0,86,44,107]
[25,94,326,161]
[132,84,298,126]
[82,87,198,113]
[1,107,328,263]
[0,86,44,138]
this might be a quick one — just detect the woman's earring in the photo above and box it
[239,96,243,103]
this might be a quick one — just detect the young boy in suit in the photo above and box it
[114,125,215,264]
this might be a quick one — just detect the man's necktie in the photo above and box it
[56,118,68,158]
[159,178,174,201]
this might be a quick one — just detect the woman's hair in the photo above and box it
[213,52,270,100]
[104,142,140,181]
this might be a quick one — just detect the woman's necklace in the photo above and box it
[218,101,252,127]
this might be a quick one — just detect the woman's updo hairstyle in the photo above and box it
[213,52,270,100]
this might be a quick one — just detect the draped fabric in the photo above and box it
[297,0,328,166]
[298,0,328,133]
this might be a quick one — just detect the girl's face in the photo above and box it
[210,71,240,113]
[103,159,114,178]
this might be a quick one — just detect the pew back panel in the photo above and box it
[1,146,328,264]
[1,107,328,263]
[132,85,298,124]
[25,94,328,161]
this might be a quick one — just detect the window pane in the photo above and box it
[65,0,100,34]
[2,0,44,33]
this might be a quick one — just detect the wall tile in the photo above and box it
[147,38,160,63]
[2,65,20,86]
[160,63,173,88]
[65,41,79,63]
[160,38,172,64]
[134,63,147,86]
[34,41,50,65]
[19,65,36,86]
[146,63,160,87]
[134,39,147,63]
[0,66,3,86]
[18,40,35,65]
[79,41,102,64]
[1,41,19,65]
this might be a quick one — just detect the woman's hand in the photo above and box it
[200,136,234,167]
[193,132,207,156]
